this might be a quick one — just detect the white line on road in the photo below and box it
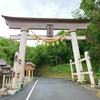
[26,80,38,100]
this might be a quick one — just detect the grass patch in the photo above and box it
[35,63,100,84]
[35,64,71,78]
[52,64,71,73]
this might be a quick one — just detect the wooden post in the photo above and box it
[28,70,30,79]
[31,70,33,79]
[70,59,74,81]
[9,76,11,84]
[5,77,7,85]
[2,74,5,89]
[85,51,95,85]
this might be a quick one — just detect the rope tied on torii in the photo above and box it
[28,27,69,46]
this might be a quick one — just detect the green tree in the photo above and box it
[0,37,19,66]
[71,0,100,72]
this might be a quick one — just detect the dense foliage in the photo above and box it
[71,0,100,74]
[0,37,19,66]
[0,31,73,67]
[25,30,73,66]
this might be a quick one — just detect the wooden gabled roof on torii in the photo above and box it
[2,15,90,23]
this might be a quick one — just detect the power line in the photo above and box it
[54,0,67,18]
[54,0,81,35]
[66,0,81,18]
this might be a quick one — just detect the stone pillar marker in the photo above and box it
[11,52,20,89]
[70,29,84,82]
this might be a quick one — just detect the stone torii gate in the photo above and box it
[2,15,90,89]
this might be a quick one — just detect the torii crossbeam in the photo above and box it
[10,35,86,40]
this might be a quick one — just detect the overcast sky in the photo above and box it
[0,0,81,46]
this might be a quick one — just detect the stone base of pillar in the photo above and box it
[8,89,17,95]
[77,80,86,84]
[90,85,97,88]
[0,88,5,91]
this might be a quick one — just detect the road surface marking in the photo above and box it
[26,80,38,100]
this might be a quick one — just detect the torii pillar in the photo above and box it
[70,29,84,82]
[11,27,28,88]
[18,27,28,83]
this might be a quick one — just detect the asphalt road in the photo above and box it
[0,77,100,100]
